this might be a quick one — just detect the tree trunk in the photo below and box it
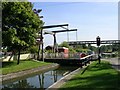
[8,53,13,62]
[17,49,21,65]
[8,50,15,61]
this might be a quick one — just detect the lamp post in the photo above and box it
[96,36,101,64]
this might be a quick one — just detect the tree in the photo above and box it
[2,2,43,64]
[112,44,119,52]
[59,41,69,48]
[29,45,38,54]
[59,41,76,53]
[82,44,87,49]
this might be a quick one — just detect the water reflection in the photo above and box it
[53,71,57,82]
[38,74,44,88]
[3,79,36,88]
[2,66,78,89]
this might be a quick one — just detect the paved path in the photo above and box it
[102,57,120,71]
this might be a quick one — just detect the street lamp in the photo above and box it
[96,36,101,64]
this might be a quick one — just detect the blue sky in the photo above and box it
[31,2,118,47]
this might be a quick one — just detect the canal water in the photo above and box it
[2,66,79,89]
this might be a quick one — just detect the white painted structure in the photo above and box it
[1,53,33,62]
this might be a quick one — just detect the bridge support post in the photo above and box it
[98,46,101,64]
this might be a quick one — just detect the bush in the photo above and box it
[29,46,38,54]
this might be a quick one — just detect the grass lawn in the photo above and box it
[59,61,120,90]
[1,60,51,75]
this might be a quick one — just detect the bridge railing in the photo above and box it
[43,53,97,60]
[43,53,98,68]
[44,53,79,59]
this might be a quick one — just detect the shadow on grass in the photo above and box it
[2,59,31,68]
[59,61,120,90]
[70,73,119,86]
[2,61,16,68]
[88,61,113,71]
[81,66,89,75]
[59,87,119,90]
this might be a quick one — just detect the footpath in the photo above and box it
[102,57,120,71]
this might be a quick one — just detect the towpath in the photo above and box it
[102,57,120,71]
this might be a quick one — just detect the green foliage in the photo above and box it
[2,2,43,49]
[100,44,119,53]
[81,44,87,49]
[2,2,43,64]
[59,41,76,53]
[70,44,97,53]
[69,47,76,53]
[75,49,82,52]
[45,50,53,53]
[88,45,97,51]
[75,48,87,52]
[59,41,69,48]
[29,46,38,54]
[59,42,97,54]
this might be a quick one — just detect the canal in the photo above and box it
[2,66,79,89]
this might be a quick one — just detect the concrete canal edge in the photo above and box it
[47,64,90,90]
[1,63,59,84]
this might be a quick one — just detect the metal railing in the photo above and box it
[38,53,98,60]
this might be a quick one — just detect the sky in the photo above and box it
[29,1,118,47]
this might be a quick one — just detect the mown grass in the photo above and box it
[1,60,51,75]
[59,61,120,90]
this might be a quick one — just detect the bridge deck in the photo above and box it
[43,58,85,67]
[40,54,97,67]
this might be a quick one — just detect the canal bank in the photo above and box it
[47,64,89,90]
[2,63,59,84]
[51,61,120,90]
[2,64,79,89]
